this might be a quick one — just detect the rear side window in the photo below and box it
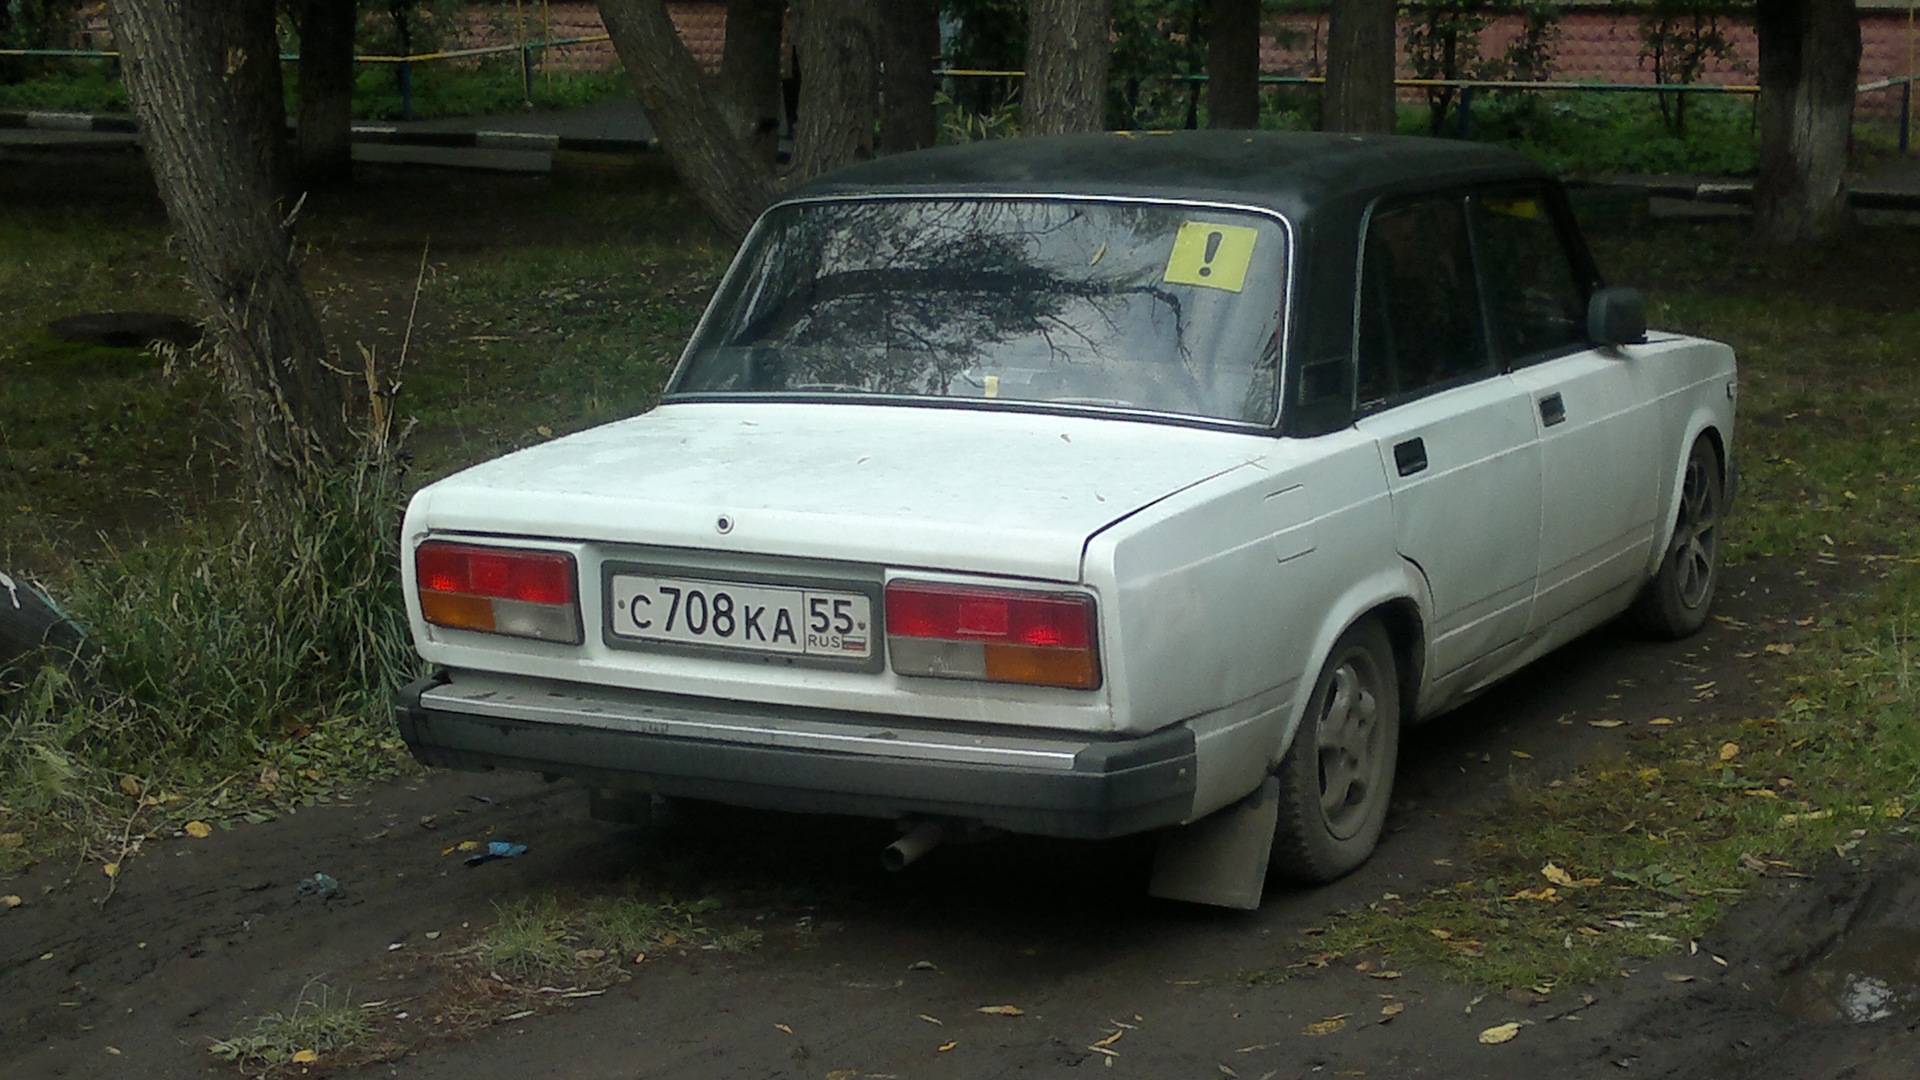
[1471,190,1590,366]
[1356,197,1490,409]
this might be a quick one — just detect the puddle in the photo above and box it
[1781,929,1920,1024]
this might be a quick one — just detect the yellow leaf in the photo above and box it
[1764,642,1796,656]
[977,1004,1025,1016]
[103,862,119,878]
[1303,1015,1348,1037]
[1509,887,1559,902]
[775,1023,793,1034]
[536,425,554,437]
[938,1040,958,1052]
[184,820,212,839]
[118,775,141,797]
[1511,750,1532,759]
[1648,717,1675,726]
[291,1049,319,1064]
[1368,969,1402,980]
[1091,1029,1124,1048]
[1541,862,1575,887]
[1,895,22,908]
[1429,928,1453,940]
[457,840,483,852]
[1381,1002,1406,1018]
[0,832,22,849]
[1719,742,1741,762]
[1478,1022,1521,1045]
[1588,719,1626,729]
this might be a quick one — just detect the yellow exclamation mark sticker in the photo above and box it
[1163,221,1260,292]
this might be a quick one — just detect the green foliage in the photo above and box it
[346,60,629,121]
[1405,1,1563,134]
[1476,90,1759,176]
[1637,0,1751,135]
[0,62,125,111]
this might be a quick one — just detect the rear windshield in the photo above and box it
[670,197,1290,426]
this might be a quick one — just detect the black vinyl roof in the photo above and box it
[781,130,1551,217]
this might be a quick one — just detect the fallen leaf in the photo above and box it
[1511,750,1532,759]
[1430,928,1453,940]
[918,1013,942,1026]
[1648,717,1675,726]
[1087,1045,1118,1059]
[456,839,483,852]
[0,833,22,849]
[103,862,119,878]
[1,895,21,908]
[938,1040,958,1052]
[1542,863,1575,887]
[184,820,212,839]
[291,1049,318,1064]
[908,959,938,971]
[1664,973,1695,983]
[1092,1029,1124,1048]
[1478,1022,1521,1045]
[659,932,680,947]
[1368,970,1402,980]
[536,425,553,437]
[1219,1065,1239,1077]
[977,1004,1025,1016]
[1764,642,1796,656]
[1303,1015,1348,1036]
[118,775,141,796]
[1588,719,1627,729]
[775,1023,793,1034]
[1719,742,1741,762]
[1509,886,1559,902]
[1381,1002,1406,1019]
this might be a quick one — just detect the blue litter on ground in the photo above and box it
[464,841,528,866]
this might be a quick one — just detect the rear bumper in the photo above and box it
[393,672,1197,839]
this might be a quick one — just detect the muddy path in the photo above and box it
[5,555,1918,1080]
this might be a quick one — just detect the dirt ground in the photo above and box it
[6,144,1920,1080]
[5,551,1919,1080]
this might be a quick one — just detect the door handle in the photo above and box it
[1539,392,1567,427]
[1393,437,1428,477]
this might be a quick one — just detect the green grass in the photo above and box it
[408,242,714,477]
[467,893,755,983]
[209,981,374,1070]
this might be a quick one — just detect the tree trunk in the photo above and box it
[878,0,938,153]
[1324,0,1396,133]
[720,0,784,165]
[295,0,357,188]
[1024,0,1112,135]
[599,0,778,241]
[110,0,351,496]
[1207,0,1260,129]
[792,0,880,179]
[1753,0,1860,246]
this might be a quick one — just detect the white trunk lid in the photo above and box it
[412,402,1267,580]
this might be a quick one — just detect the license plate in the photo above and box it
[607,574,873,659]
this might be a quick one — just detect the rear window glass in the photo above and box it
[671,198,1290,425]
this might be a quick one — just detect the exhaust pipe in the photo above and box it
[880,821,945,872]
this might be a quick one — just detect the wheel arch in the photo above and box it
[1643,416,1729,582]
[1272,566,1429,770]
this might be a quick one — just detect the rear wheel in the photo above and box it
[1632,438,1724,639]
[1271,618,1400,883]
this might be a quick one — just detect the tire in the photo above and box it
[1270,618,1401,884]
[1632,437,1724,640]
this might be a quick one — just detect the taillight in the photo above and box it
[415,541,582,644]
[885,581,1100,690]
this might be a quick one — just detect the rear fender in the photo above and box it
[1270,563,1430,770]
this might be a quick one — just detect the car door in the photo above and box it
[1351,195,1542,683]
[1473,187,1662,631]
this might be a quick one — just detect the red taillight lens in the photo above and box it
[885,583,1092,648]
[417,542,575,605]
[885,581,1099,689]
[415,541,581,644]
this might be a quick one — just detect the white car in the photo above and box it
[395,132,1736,908]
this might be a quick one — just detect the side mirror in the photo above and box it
[1588,287,1647,347]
